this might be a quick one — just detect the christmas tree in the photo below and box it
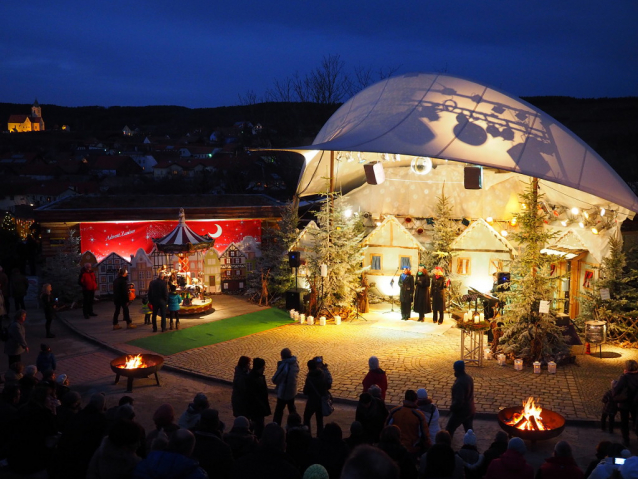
[499,179,569,363]
[251,201,298,305]
[424,184,458,275]
[41,230,83,303]
[306,192,365,316]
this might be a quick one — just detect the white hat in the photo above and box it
[417,388,428,399]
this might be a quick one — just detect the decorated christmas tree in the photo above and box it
[499,179,569,363]
[306,192,365,316]
[251,201,298,305]
[41,230,83,303]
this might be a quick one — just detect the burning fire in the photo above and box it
[504,397,548,431]
[120,354,147,369]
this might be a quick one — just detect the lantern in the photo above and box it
[289,309,296,318]
[514,359,523,371]
[334,315,341,325]
[300,314,306,324]
[497,354,506,366]
[548,361,557,374]
[484,348,493,360]
[320,316,326,326]
[533,361,541,374]
[585,321,606,344]
[307,316,314,325]
[473,313,481,324]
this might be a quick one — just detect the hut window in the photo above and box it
[400,256,411,270]
[371,255,381,270]
[456,258,471,275]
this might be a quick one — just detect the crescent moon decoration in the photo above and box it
[208,224,223,238]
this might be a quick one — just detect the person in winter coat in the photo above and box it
[4,309,28,366]
[223,415,258,460]
[478,431,509,478]
[10,267,29,312]
[232,355,251,417]
[271,347,300,426]
[601,379,618,433]
[484,437,533,479]
[78,263,98,319]
[413,266,432,322]
[148,271,169,332]
[446,360,475,440]
[386,389,431,459]
[302,358,328,436]
[307,422,350,479]
[87,418,144,479]
[134,428,208,479]
[612,359,638,446]
[168,283,183,330]
[245,357,272,438]
[431,267,447,324]
[36,343,56,375]
[378,425,418,479]
[536,440,584,479]
[457,429,483,479]
[398,268,415,320]
[355,392,389,444]
[192,408,234,479]
[113,268,135,330]
[178,392,210,430]
[362,355,388,400]
[40,283,56,338]
[416,388,440,439]
[587,442,627,479]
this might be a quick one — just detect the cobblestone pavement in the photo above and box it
[56,295,638,422]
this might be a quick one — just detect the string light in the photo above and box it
[571,207,580,215]
[500,230,508,237]
[600,207,606,217]
[486,217,493,223]
[578,221,585,228]
[510,217,517,226]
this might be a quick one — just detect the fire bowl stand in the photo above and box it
[114,370,161,393]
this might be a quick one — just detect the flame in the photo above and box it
[120,354,146,369]
[505,397,548,431]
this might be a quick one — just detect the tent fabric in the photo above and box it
[153,208,214,253]
[291,73,638,214]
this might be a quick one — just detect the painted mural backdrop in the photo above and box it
[80,220,262,261]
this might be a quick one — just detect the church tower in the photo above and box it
[31,99,41,118]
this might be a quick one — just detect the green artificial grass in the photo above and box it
[126,308,294,356]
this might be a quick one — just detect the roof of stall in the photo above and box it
[285,73,638,217]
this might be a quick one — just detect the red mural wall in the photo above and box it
[80,220,262,261]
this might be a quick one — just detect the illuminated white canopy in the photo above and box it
[292,73,638,217]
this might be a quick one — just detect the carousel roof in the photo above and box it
[153,208,214,253]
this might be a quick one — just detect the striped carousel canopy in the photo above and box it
[153,208,214,254]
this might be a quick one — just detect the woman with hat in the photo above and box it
[398,268,414,321]
[431,267,447,325]
[413,265,431,322]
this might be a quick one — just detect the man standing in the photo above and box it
[446,360,475,439]
[386,389,431,459]
[112,269,135,330]
[78,263,98,319]
[148,271,169,332]
[398,268,414,321]
[431,266,447,324]
[413,265,431,322]
[271,347,299,426]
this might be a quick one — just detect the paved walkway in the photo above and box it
[58,294,638,422]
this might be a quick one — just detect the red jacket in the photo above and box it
[485,450,534,479]
[537,456,584,479]
[79,270,98,291]
[363,369,388,399]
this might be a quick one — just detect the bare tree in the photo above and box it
[238,90,260,106]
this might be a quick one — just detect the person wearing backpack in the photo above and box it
[416,388,440,439]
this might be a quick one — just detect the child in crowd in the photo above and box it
[168,284,182,330]
[141,296,152,325]
[601,379,618,433]
[36,343,57,377]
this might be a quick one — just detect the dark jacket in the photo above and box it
[450,371,475,417]
[148,278,169,305]
[484,449,534,479]
[399,273,415,304]
[245,370,272,418]
[613,370,638,411]
[192,430,234,479]
[222,426,258,460]
[356,396,389,444]
[303,369,327,407]
[230,447,301,479]
[36,351,57,373]
[431,275,447,308]
[378,441,418,479]
[10,272,29,297]
[113,275,130,305]
[602,389,618,415]
[231,365,250,417]
[413,272,432,314]
[536,455,584,479]
[479,439,508,478]
[3,319,27,356]
[134,450,208,479]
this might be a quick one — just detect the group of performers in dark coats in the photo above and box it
[398,265,447,323]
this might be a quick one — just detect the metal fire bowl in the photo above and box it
[110,354,164,379]
[497,407,566,441]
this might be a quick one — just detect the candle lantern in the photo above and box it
[289,309,296,318]
[533,361,541,374]
[319,316,326,326]
[497,353,506,366]
[307,316,314,325]
[473,313,480,324]
[514,359,523,371]
[479,312,484,322]
[548,361,557,374]
[334,315,341,325]
[463,312,469,322]
[300,314,306,324]
[484,348,493,360]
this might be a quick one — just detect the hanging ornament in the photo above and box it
[411,156,432,175]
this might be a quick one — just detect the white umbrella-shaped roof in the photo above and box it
[153,208,214,253]
[291,73,638,216]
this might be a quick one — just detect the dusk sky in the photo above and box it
[2,1,637,108]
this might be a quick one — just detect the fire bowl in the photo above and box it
[497,407,566,442]
[109,354,164,392]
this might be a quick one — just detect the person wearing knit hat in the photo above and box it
[446,360,475,440]
[483,437,533,479]
[457,429,481,477]
[303,464,330,479]
[222,415,258,461]
[178,392,210,430]
[537,440,584,479]
[146,403,180,452]
[416,388,441,439]
[362,355,388,400]
[621,456,638,479]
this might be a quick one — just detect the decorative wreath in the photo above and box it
[455,319,492,331]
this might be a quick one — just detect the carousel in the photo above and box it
[153,208,215,315]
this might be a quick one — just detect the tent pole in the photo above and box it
[330,150,335,193]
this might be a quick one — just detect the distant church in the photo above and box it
[8,99,45,132]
